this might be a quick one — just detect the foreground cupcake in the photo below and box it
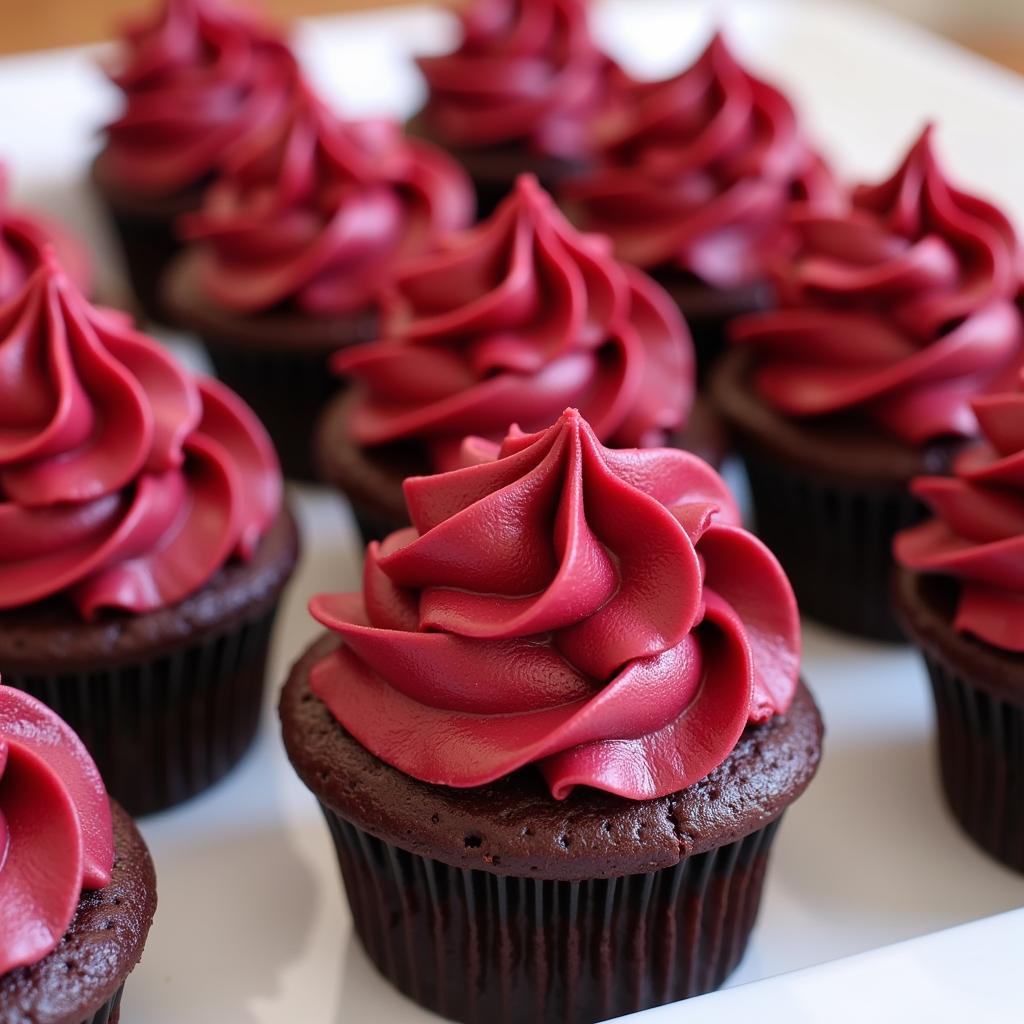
[894,383,1024,872]
[316,174,721,541]
[283,409,823,1022]
[712,126,1023,641]
[409,0,621,215]
[93,0,297,321]
[563,33,837,376]
[0,685,157,1024]
[0,253,298,815]
[163,80,474,479]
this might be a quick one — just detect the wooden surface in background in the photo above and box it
[0,0,1021,74]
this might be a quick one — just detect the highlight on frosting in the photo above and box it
[103,0,298,195]
[334,174,693,471]
[0,166,90,303]
[895,382,1024,653]
[0,251,281,618]
[562,32,837,287]
[0,685,114,976]
[181,78,475,314]
[732,125,1024,444]
[415,0,621,157]
[309,409,800,801]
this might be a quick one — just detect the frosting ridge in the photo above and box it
[310,409,799,800]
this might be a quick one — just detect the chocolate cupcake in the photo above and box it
[712,126,1023,642]
[0,255,298,816]
[894,386,1024,872]
[93,0,297,322]
[162,80,474,480]
[315,174,722,543]
[409,0,622,216]
[282,410,823,1023]
[0,686,157,1024]
[562,33,838,378]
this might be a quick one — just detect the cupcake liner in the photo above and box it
[6,604,280,816]
[321,803,781,1023]
[925,653,1024,873]
[743,449,922,642]
[84,986,125,1024]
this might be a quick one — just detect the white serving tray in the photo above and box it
[2,2,1024,1021]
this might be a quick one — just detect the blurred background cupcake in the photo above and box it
[712,125,1023,642]
[283,409,822,1023]
[163,77,474,480]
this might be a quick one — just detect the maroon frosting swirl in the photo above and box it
[415,0,621,158]
[732,126,1023,444]
[310,410,800,800]
[563,32,837,287]
[895,382,1024,652]
[181,80,475,314]
[334,174,693,470]
[103,0,298,195]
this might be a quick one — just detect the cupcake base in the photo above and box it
[0,507,300,816]
[0,801,157,1024]
[90,149,204,325]
[162,250,378,481]
[893,568,1024,873]
[281,634,823,1023]
[711,348,961,642]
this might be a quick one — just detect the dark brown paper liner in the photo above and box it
[5,604,280,816]
[321,804,781,1023]
[925,653,1024,873]
[102,205,182,325]
[83,985,125,1024]
[743,448,922,642]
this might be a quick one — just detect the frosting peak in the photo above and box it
[335,174,693,470]
[0,257,280,617]
[0,685,114,975]
[564,32,837,285]
[309,410,799,800]
[182,79,475,313]
[416,0,621,157]
[733,126,1023,443]
[103,0,298,195]
[895,381,1024,652]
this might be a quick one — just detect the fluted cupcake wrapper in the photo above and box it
[742,450,922,642]
[7,605,280,817]
[102,206,182,326]
[925,653,1024,873]
[321,803,782,1024]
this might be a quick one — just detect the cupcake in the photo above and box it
[409,0,622,216]
[712,126,1023,642]
[315,174,720,543]
[162,80,475,480]
[562,33,838,377]
[93,0,297,322]
[282,409,823,1023]
[0,685,157,1024]
[0,253,298,815]
[894,383,1024,872]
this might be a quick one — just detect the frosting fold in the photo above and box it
[0,685,114,976]
[733,127,1023,444]
[0,255,281,617]
[334,174,693,470]
[310,410,799,801]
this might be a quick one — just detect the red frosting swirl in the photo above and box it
[334,174,693,470]
[895,384,1024,652]
[415,0,620,158]
[0,254,281,617]
[0,685,114,976]
[0,168,90,303]
[310,410,799,800]
[732,126,1023,444]
[103,0,298,195]
[563,33,837,287]
[181,81,475,314]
